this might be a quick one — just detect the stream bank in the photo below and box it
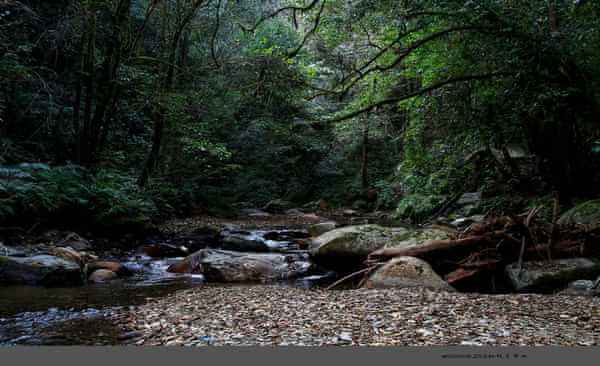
[1,209,599,346]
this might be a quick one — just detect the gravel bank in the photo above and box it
[115,285,600,346]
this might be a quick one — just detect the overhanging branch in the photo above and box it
[326,72,514,123]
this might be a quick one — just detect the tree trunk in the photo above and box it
[360,118,369,191]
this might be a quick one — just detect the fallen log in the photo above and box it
[367,232,507,263]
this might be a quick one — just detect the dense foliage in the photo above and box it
[1,0,599,229]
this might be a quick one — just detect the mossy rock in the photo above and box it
[505,258,600,293]
[310,225,409,260]
[363,256,455,291]
[558,199,600,225]
[309,225,449,270]
[0,255,84,286]
[383,228,450,250]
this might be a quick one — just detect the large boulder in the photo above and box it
[309,225,448,269]
[505,258,600,293]
[167,249,312,282]
[558,199,600,225]
[381,228,450,250]
[310,225,407,260]
[0,255,84,286]
[220,232,270,252]
[363,256,455,292]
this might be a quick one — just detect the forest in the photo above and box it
[0,0,599,347]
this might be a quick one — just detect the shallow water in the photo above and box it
[0,228,336,345]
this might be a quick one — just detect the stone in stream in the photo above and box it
[86,261,132,277]
[47,247,98,267]
[168,226,221,252]
[263,230,310,241]
[166,249,312,282]
[0,255,84,286]
[143,243,188,258]
[220,232,270,252]
[239,208,271,218]
[0,243,27,257]
[505,258,600,293]
[88,269,118,283]
[363,256,455,292]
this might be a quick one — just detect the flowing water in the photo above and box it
[0,229,336,345]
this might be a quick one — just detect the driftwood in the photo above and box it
[367,232,505,263]
[325,263,383,290]
[361,212,600,289]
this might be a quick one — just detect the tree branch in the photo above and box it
[326,72,514,123]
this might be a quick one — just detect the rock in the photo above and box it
[88,269,118,283]
[0,243,26,257]
[301,213,322,221]
[307,222,338,237]
[0,255,84,286]
[55,232,91,251]
[143,243,188,258]
[380,228,451,251]
[263,199,294,214]
[558,199,600,225]
[505,258,600,293]
[363,256,455,291]
[310,226,449,270]
[169,226,221,252]
[284,208,305,216]
[220,230,270,252]
[166,249,312,282]
[263,230,310,241]
[560,279,600,296]
[86,261,132,277]
[46,247,83,266]
[309,225,409,264]
[239,208,271,218]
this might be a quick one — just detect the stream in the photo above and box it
[0,228,336,346]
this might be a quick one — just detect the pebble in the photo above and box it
[113,285,600,346]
